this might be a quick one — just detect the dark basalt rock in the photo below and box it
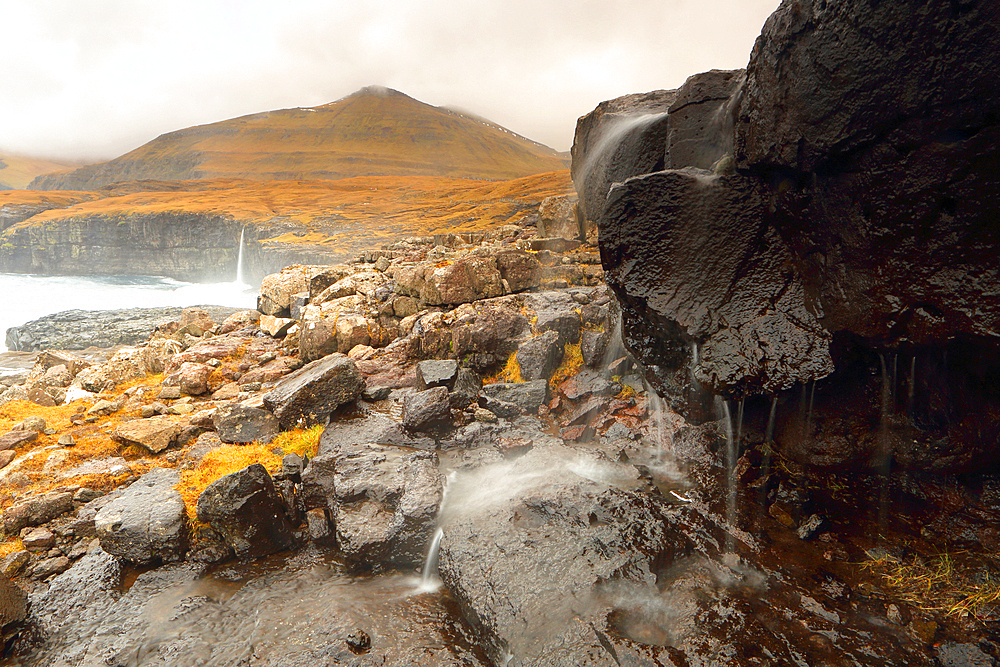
[577,0,1000,472]
[196,463,294,560]
[333,444,442,566]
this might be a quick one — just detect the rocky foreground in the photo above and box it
[0,205,993,665]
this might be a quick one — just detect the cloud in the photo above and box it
[0,0,780,160]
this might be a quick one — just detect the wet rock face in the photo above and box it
[94,468,188,563]
[333,444,443,566]
[263,353,364,429]
[578,0,1000,471]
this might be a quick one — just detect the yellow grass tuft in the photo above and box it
[860,549,1000,619]
[549,342,583,389]
[485,352,523,384]
[0,537,23,559]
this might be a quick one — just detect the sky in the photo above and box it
[0,0,782,162]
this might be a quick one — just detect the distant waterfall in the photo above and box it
[235,227,246,285]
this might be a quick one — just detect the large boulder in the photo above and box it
[195,463,294,560]
[333,444,443,566]
[421,256,504,306]
[537,196,580,240]
[437,445,687,666]
[403,386,452,432]
[515,330,563,382]
[94,468,188,563]
[263,353,364,429]
[577,0,1000,473]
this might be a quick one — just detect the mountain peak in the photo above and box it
[31,90,567,190]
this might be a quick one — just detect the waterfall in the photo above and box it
[764,396,778,444]
[418,527,445,592]
[235,227,246,285]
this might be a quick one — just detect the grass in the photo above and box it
[549,342,582,389]
[485,352,523,384]
[175,425,322,521]
[860,548,1000,619]
[0,538,23,559]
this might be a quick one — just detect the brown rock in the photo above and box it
[0,573,27,626]
[421,256,504,305]
[0,430,36,451]
[114,416,183,454]
[164,362,214,396]
[1,491,74,534]
[0,450,15,469]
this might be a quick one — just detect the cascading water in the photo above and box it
[418,527,445,592]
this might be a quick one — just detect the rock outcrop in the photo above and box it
[577,0,1000,473]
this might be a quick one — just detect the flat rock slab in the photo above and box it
[263,353,364,429]
[416,359,459,389]
[319,412,432,457]
[481,380,548,414]
[1,491,74,534]
[114,415,183,454]
[94,468,188,563]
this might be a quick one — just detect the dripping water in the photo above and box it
[765,396,778,444]
[719,397,738,554]
[806,380,816,439]
[876,354,894,538]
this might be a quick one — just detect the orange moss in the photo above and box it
[0,538,24,559]
[549,342,582,389]
[485,352,524,385]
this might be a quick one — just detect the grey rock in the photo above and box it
[5,305,238,352]
[300,452,337,513]
[448,367,481,410]
[481,380,548,414]
[402,386,452,432]
[516,330,563,382]
[196,463,294,560]
[334,444,442,565]
[212,404,279,444]
[534,308,581,345]
[263,353,364,429]
[31,555,72,580]
[580,329,609,368]
[415,359,459,390]
[94,468,188,563]
[282,453,304,478]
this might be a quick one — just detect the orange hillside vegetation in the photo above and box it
[2,170,574,257]
[0,152,81,190]
[31,87,569,190]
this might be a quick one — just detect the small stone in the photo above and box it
[362,385,392,402]
[140,405,156,418]
[282,453,304,478]
[239,381,262,392]
[31,556,72,580]
[305,508,332,541]
[66,538,93,559]
[170,404,195,415]
[474,407,498,423]
[796,514,825,540]
[0,450,15,469]
[887,604,904,625]
[14,416,46,433]
[346,629,371,654]
[1,550,30,577]
[158,386,182,400]
[0,429,37,451]
[768,502,796,528]
[22,527,56,552]
[57,434,76,447]
[86,399,117,416]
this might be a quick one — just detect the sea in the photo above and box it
[0,272,258,358]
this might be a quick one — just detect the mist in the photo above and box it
[0,0,781,161]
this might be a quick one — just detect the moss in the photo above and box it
[485,351,523,384]
[549,342,583,389]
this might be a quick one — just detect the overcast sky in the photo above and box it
[1,0,781,161]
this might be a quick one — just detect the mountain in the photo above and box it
[30,87,568,190]
[0,153,80,190]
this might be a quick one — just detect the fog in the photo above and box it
[0,0,781,161]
